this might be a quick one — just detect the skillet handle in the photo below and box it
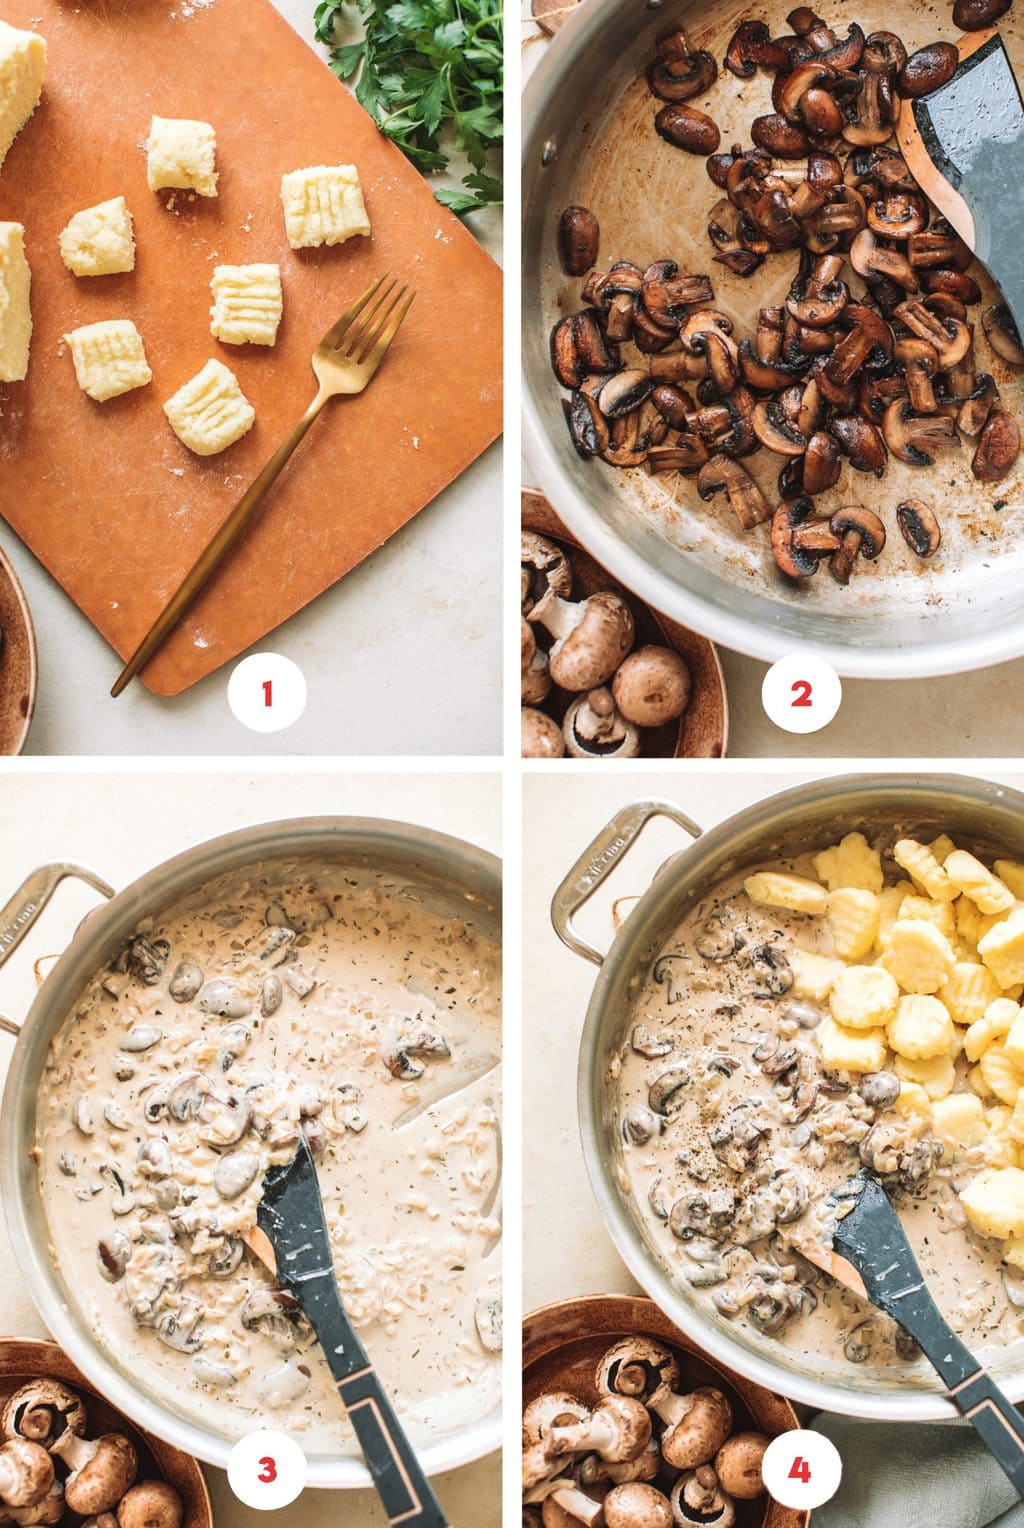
[0,864,115,1029]
[550,799,701,966]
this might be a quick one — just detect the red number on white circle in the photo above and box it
[258,1457,277,1483]
[262,680,273,708]
[789,1457,812,1483]
[791,680,813,708]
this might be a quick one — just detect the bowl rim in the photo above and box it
[0,541,38,755]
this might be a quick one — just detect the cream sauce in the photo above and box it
[612,850,1024,1390]
[34,859,502,1455]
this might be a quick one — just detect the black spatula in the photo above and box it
[897,29,1024,337]
[809,1171,1024,1495]
[246,1136,448,1527]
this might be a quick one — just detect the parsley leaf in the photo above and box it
[317,0,503,215]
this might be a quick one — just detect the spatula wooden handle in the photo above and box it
[110,389,328,697]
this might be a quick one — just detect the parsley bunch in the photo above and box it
[314,0,503,215]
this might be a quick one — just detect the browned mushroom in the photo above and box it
[751,113,810,158]
[983,303,1024,365]
[829,504,886,583]
[832,412,888,474]
[894,299,971,369]
[802,429,841,493]
[696,455,772,529]
[954,0,1011,29]
[771,498,840,579]
[655,104,720,155]
[849,229,917,290]
[896,499,942,558]
[957,373,998,437]
[895,338,939,413]
[897,42,959,99]
[647,31,718,102]
[558,207,600,277]
[882,398,960,465]
[724,20,787,77]
[972,408,1021,482]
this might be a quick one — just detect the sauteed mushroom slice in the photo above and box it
[957,374,998,438]
[983,303,1024,366]
[655,104,720,156]
[558,207,600,277]
[972,408,1021,483]
[832,413,887,475]
[750,114,810,159]
[724,21,787,78]
[771,499,838,579]
[696,455,771,530]
[849,229,917,291]
[897,499,942,558]
[647,31,718,102]
[897,41,958,99]
[883,398,960,466]
[829,504,886,583]
[954,0,1011,27]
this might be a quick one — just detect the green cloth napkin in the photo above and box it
[810,1415,1024,1526]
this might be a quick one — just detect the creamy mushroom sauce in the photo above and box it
[612,850,1024,1383]
[34,859,502,1452]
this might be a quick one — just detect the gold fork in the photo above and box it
[111,273,415,697]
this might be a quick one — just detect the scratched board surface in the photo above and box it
[0,0,502,695]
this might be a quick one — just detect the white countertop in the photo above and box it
[521,13,1024,759]
[522,768,1024,1309]
[0,769,502,1526]
[6,0,501,758]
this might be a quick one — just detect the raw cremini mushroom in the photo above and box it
[669,1467,736,1528]
[522,707,565,759]
[115,1478,184,1528]
[523,1394,591,1447]
[51,1432,137,1517]
[612,648,691,728]
[713,1431,770,1499]
[563,689,641,759]
[660,1388,733,1471]
[603,1481,674,1528]
[529,589,635,692]
[0,1440,54,1509]
[3,1479,65,1525]
[1,1381,86,1452]
[548,1396,652,1465]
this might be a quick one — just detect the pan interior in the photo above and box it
[523,0,1024,667]
[583,777,1024,1415]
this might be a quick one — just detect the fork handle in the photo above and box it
[110,388,329,697]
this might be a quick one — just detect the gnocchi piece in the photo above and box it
[995,860,1024,900]
[899,894,956,940]
[0,20,46,171]
[163,358,254,456]
[939,963,1002,1028]
[881,918,956,995]
[1003,1011,1024,1070]
[789,950,845,1001]
[944,850,1016,916]
[893,1052,956,1101]
[979,909,1024,991]
[147,116,218,197]
[965,999,1019,1062]
[887,994,956,1060]
[210,264,283,347]
[59,197,135,277]
[64,319,152,402]
[743,872,829,917]
[1008,1093,1024,1144]
[829,965,899,1030]
[962,1167,1024,1238]
[894,838,956,902]
[932,1092,986,1149]
[280,164,371,249]
[812,832,883,893]
[827,888,879,961]
[0,221,31,382]
[981,1110,1019,1168]
[818,1019,888,1075]
[968,1063,995,1100]
[979,1042,1024,1106]
[929,834,957,864]
[875,882,915,951]
[893,1081,932,1120]
[1004,1236,1024,1270]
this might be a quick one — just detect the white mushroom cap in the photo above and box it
[564,690,641,759]
[116,1478,184,1528]
[522,708,565,759]
[612,647,691,727]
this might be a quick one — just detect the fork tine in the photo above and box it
[342,278,401,356]
[360,288,415,365]
[319,272,389,350]
[346,282,406,360]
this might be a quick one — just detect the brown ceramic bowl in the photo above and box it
[523,1294,808,1527]
[522,490,729,758]
[0,1337,212,1526]
[0,543,37,754]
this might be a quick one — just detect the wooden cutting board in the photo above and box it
[0,0,502,695]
